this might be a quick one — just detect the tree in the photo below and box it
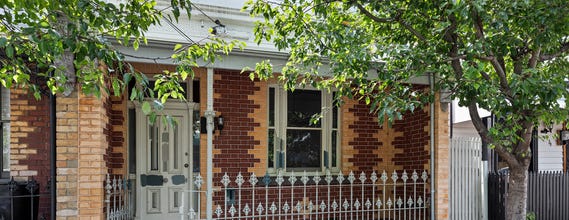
[0,0,242,122]
[244,0,569,219]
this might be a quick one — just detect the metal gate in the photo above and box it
[450,137,484,220]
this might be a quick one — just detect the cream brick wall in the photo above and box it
[435,96,450,220]
[55,88,110,220]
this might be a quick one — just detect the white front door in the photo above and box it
[136,104,193,220]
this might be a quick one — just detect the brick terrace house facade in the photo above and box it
[1,1,450,219]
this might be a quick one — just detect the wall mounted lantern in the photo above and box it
[200,115,225,133]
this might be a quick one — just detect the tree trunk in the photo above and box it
[506,165,528,220]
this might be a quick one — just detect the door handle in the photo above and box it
[163,177,168,183]
[184,163,190,168]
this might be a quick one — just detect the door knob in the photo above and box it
[163,177,168,183]
[184,163,189,168]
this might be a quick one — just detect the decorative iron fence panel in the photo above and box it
[488,171,569,220]
[449,137,483,220]
[181,170,430,220]
[105,174,134,220]
[0,177,46,220]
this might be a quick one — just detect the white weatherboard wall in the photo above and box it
[537,125,564,172]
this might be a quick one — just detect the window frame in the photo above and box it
[267,85,341,174]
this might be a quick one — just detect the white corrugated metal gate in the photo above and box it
[450,137,485,220]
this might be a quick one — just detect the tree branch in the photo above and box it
[512,120,534,167]
[353,2,395,23]
[470,5,514,100]
[539,41,569,61]
[528,47,541,68]
[354,2,426,42]
[468,102,492,144]
[469,102,521,168]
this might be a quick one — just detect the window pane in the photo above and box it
[192,111,201,172]
[287,90,321,127]
[268,129,274,168]
[162,126,169,172]
[269,88,275,127]
[286,129,321,168]
[173,123,179,170]
[150,123,158,171]
[332,130,337,167]
[332,100,338,129]
[192,80,200,103]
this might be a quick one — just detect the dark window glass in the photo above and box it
[150,123,158,171]
[332,130,337,167]
[268,129,275,168]
[287,90,321,127]
[192,80,200,103]
[269,88,275,127]
[193,110,201,172]
[332,94,338,129]
[286,129,321,168]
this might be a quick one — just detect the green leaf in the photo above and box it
[149,112,157,125]
[142,101,152,115]
[5,45,14,58]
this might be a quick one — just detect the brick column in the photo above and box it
[56,89,110,219]
[77,92,109,219]
[56,90,80,218]
[434,97,450,220]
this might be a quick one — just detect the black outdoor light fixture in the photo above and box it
[216,115,224,131]
[200,115,224,133]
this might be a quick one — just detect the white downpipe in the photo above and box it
[429,73,436,220]
[205,68,215,219]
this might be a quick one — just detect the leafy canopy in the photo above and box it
[245,0,569,157]
[0,0,243,123]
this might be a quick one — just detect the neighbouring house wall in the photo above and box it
[9,88,51,218]
[536,125,564,172]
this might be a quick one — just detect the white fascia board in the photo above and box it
[117,43,289,72]
[119,42,430,85]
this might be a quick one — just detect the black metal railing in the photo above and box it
[0,177,51,220]
[489,171,569,220]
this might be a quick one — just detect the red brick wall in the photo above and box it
[347,100,384,171]
[105,95,126,175]
[211,69,262,202]
[392,108,430,171]
[9,88,52,218]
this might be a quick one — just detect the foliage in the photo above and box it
[0,0,243,123]
[244,0,569,218]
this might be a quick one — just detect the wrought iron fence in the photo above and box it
[181,170,431,220]
[0,177,49,220]
[105,174,134,220]
[488,171,569,220]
